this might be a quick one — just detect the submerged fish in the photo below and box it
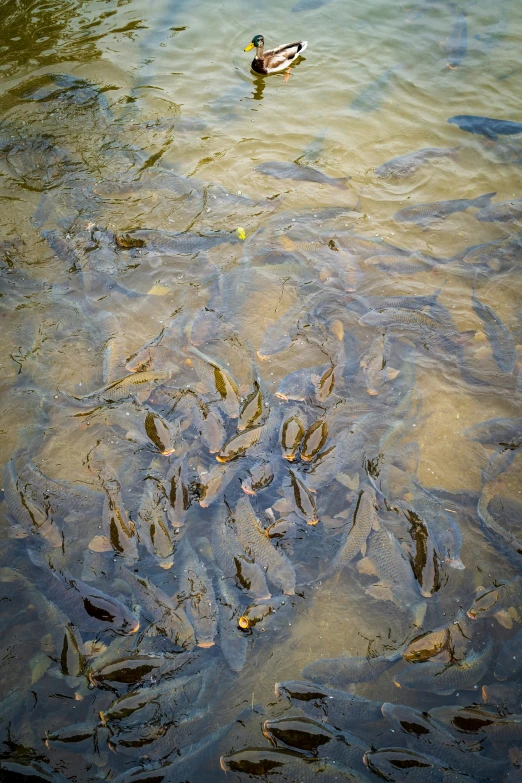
[376,147,460,179]
[241,460,275,495]
[169,389,227,453]
[334,234,409,259]
[381,702,505,780]
[89,654,183,689]
[448,115,522,140]
[233,496,296,594]
[97,463,138,563]
[276,364,331,401]
[360,335,399,395]
[463,417,522,446]
[396,484,464,570]
[238,595,289,630]
[365,253,436,274]
[325,487,378,577]
[302,650,402,686]
[281,412,306,461]
[275,680,383,727]
[357,519,425,620]
[178,539,217,648]
[350,68,396,113]
[471,283,517,373]
[216,574,248,672]
[404,626,453,663]
[143,411,177,455]
[27,550,139,635]
[255,161,350,190]
[288,469,318,525]
[136,479,175,566]
[3,459,62,547]
[198,462,238,507]
[359,307,447,333]
[292,0,333,11]
[394,192,496,225]
[262,715,368,771]
[102,669,207,726]
[495,629,522,681]
[211,509,271,599]
[394,642,493,693]
[296,127,329,164]
[444,9,468,68]
[115,229,239,254]
[313,363,336,402]
[121,568,195,649]
[429,704,522,743]
[258,305,302,359]
[65,370,173,406]
[238,382,264,431]
[364,747,479,783]
[301,419,328,461]
[165,461,190,526]
[217,419,274,462]
[475,197,522,223]
[220,748,367,781]
[0,760,71,782]
[188,347,240,418]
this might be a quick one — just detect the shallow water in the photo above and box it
[1,0,522,780]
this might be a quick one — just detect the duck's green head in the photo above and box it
[244,35,264,52]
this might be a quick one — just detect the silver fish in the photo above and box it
[394,192,496,225]
[360,335,399,395]
[178,538,218,648]
[475,198,522,223]
[394,642,493,693]
[211,509,271,599]
[233,496,296,594]
[350,68,397,113]
[471,282,517,373]
[325,487,378,577]
[255,161,350,190]
[188,347,240,418]
[302,650,402,686]
[376,147,460,179]
[443,9,468,68]
[136,478,175,567]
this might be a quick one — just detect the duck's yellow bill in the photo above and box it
[244,42,255,52]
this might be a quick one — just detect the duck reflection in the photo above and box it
[252,75,266,101]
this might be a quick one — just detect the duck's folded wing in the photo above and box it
[265,41,307,70]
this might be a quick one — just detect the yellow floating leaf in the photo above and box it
[147,283,171,296]
[237,227,246,240]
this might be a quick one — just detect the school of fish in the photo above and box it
[1,0,522,781]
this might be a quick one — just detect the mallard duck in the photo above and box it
[244,35,307,80]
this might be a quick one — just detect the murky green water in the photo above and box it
[1,0,522,780]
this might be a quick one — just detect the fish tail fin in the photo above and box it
[475,192,496,208]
